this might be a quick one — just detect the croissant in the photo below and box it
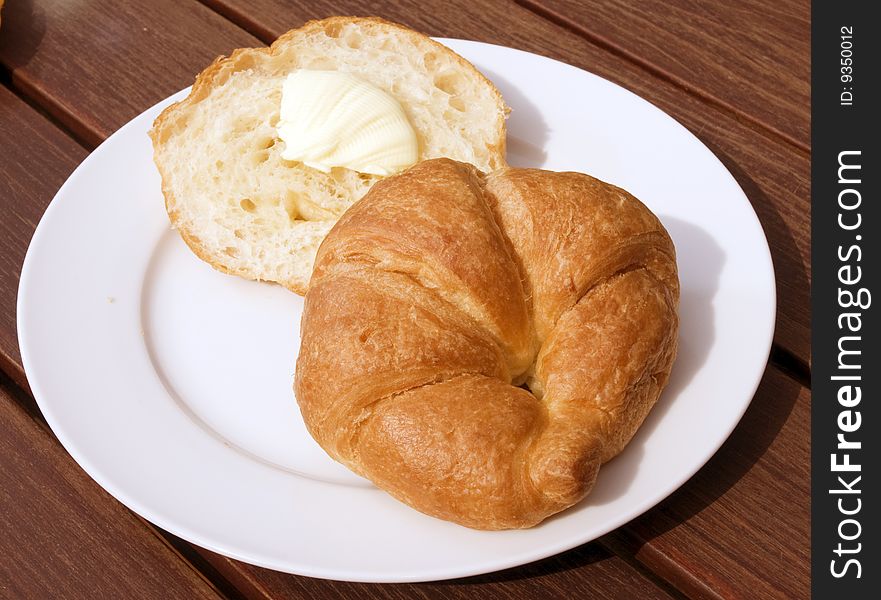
[295,158,679,529]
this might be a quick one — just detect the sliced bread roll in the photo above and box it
[150,16,509,293]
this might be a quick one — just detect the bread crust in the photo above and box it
[150,17,508,295]
[295,158,680,529]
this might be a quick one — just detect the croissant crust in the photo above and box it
[295,158,679,529]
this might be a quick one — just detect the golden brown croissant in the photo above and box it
[295,158,679,529]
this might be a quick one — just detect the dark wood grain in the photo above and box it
[0,378,223,600]
[0,0,260,147]
[608,367,810,599]
[199,543,681,600]
[201,0,810,364]
[0,85,86,391]
[521,0,810,149]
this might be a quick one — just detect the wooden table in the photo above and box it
[0,1,809,598]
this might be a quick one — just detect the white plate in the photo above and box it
[17,40,775,582]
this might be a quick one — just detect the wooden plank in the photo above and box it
[522,0,810,149]
[0,378,223,600]
[202,0,810,363]
[0,85,86,391]
[0,0,261,147]
[197,541,680,600]
[607,367,810,599]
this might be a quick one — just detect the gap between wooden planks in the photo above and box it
[513,0,810,152]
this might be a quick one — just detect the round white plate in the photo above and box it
[18,39,775,582]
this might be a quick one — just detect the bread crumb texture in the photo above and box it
[150,17,508,294]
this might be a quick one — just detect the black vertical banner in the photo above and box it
[812,3,880,597]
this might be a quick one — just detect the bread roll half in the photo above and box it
[150,17,508,293]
